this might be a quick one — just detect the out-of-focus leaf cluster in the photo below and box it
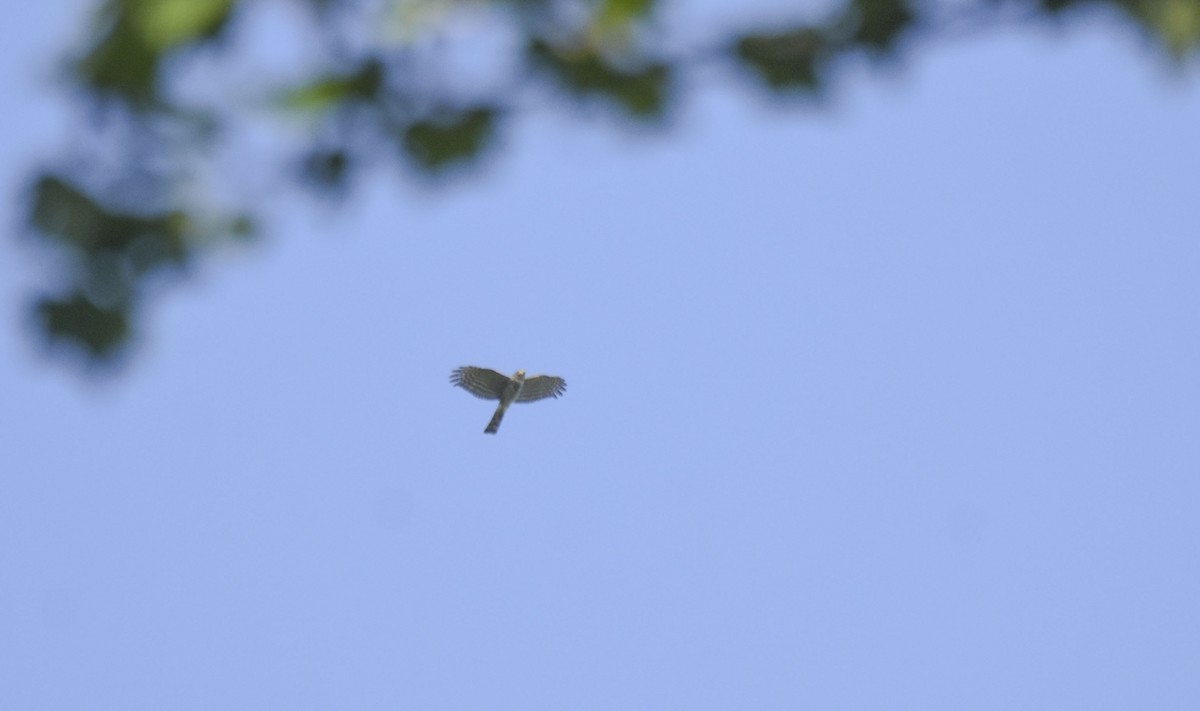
[1032,0,1200,58]
[21,0,1200,366]
[280,55,506,190]
[404,109,499,171]
[282,0,670,196]
[1113,0,1200,58]
[732,0,917,95]
[77,0,237,106]
[528,39,671,117]
[28,0,251,361]
[27,174,252,359]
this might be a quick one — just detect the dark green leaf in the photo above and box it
[74,0,237,105]
[735,28,827,92]
[1114,0,1200,58]
[29,175,187,268]
[846,0,915,52]
[403,108,497,171]
[279,59,384,112]
[528,40,670,118]
[75,13,161,104]
[37,292,131,359]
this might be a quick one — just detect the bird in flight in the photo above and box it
[450,366,567,434]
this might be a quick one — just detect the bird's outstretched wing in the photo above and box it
[451,366,510,400]
[516,375,567,402]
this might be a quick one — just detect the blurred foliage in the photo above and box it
[404,108,499,171]
[278,59,385,112]
[20,0,1200,366]
[27,173,252,359]
[528,39,672,118]
[736,27,829,92]
[76,0,236,104]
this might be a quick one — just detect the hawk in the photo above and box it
[450,366,566,434]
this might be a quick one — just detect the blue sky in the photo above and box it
[2,2,1199,709]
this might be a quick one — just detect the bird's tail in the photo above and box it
[484,404,506,434]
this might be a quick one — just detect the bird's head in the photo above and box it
[513,369,526,381]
